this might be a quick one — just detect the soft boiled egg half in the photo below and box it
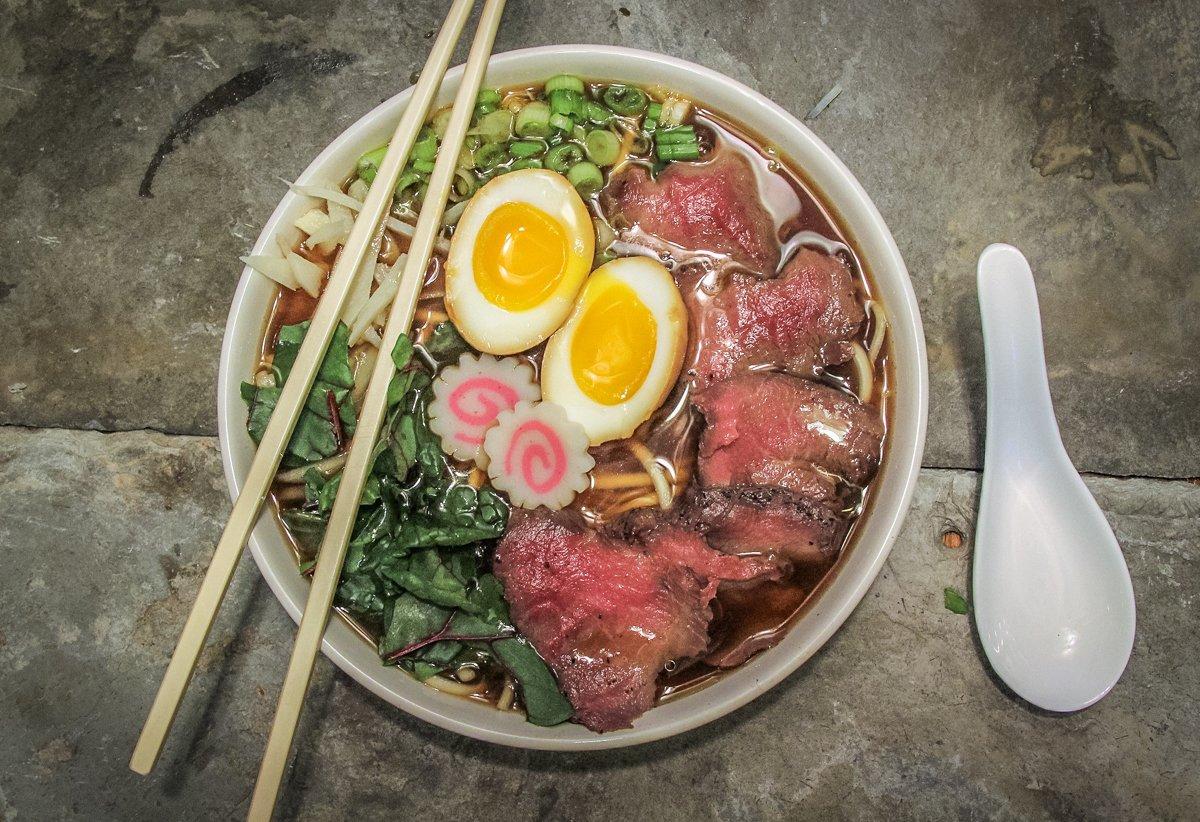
[445,169,594,355]
[542,257,687,445]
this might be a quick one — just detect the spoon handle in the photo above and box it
[977,243,1061,451]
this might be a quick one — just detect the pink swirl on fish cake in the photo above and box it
[484,401,594,510]
[428,352,539,468]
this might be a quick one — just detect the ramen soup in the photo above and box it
[241,76,890,731]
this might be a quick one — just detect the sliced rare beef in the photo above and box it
[694,372,884,492]
[493,510,777,731]
[681,485,848,569]
[681,247,865,390]
[609,485,844,570]
[603,148,780,277]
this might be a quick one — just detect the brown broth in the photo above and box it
[255,88,892,716]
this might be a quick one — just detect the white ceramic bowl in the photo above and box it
[217,45,928,750]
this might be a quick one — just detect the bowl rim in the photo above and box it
[217,43,928,750]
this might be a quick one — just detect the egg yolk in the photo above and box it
[473,202,569,311]
[569,277,657,405]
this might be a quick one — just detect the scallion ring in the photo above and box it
[586,101,615,125]
[474,142,509,170]
[566,161,604,196]
[412,127,439,161]
[356,144,388,183]
[545,74,585,95]
[602,85,649,116]
[453,168,477,198]
[476,88,502,109]
[584,129,621,166]
[545,142,585,173]
[549,89,585,119]
[514,100,552,138]
[549,112,575,133]
[394,171,423,201]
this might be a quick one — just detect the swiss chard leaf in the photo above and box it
[241,321,357,467]
[494,638,574,726]
[421,321,472,367]
[268,332,570,724]
[382,548,479,610]
[379,594,451,657]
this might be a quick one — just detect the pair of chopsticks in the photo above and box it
[130,0,507,817]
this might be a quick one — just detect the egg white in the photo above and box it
[445,169,594,355]
[541,256,687,445]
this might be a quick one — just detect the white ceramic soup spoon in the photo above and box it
[973,243,1135,712]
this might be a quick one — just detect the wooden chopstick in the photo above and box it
[128,0,479,778]
[245,1,508,817]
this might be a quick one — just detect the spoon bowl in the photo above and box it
[974,243,1136,712]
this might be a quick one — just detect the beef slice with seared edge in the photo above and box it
[494,510,777,731]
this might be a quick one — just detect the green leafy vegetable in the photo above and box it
[943,586,969,614]
[421,321,472,368]
[494,639,574,726]
[380,594,452,657]
[251,324,571,725]
[240,322,357,467]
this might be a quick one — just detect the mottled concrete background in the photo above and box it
[0,0,1197,820]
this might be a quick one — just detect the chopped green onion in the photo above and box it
[411,158,436,174]
[586,101,614,125]
[474,142,509,170]
[584,129,621,166]
[356,145,388,183]
[472,109,514,143]
[453,168,477,198]
[643,119,658,134]
[646,102,663,121]
[465,134,484,153]
[507,139,545,158]
[549,112,575,133]
[566,161,604,196]
[549,89,585,119]
[412,128,439,161]
[509,158,544,171]
[602,85,648,116]
[656,142,700,161]
[544,74,585,95]
[514,100,552,138]
[394,171,423,200]
[545,143,585,173]
[572,124,588,143]
[476,88,503,108]
[655,126,696,145]
[474,102,497,119]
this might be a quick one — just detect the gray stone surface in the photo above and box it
[1,427,1197,820]
[1,1,1197,475]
